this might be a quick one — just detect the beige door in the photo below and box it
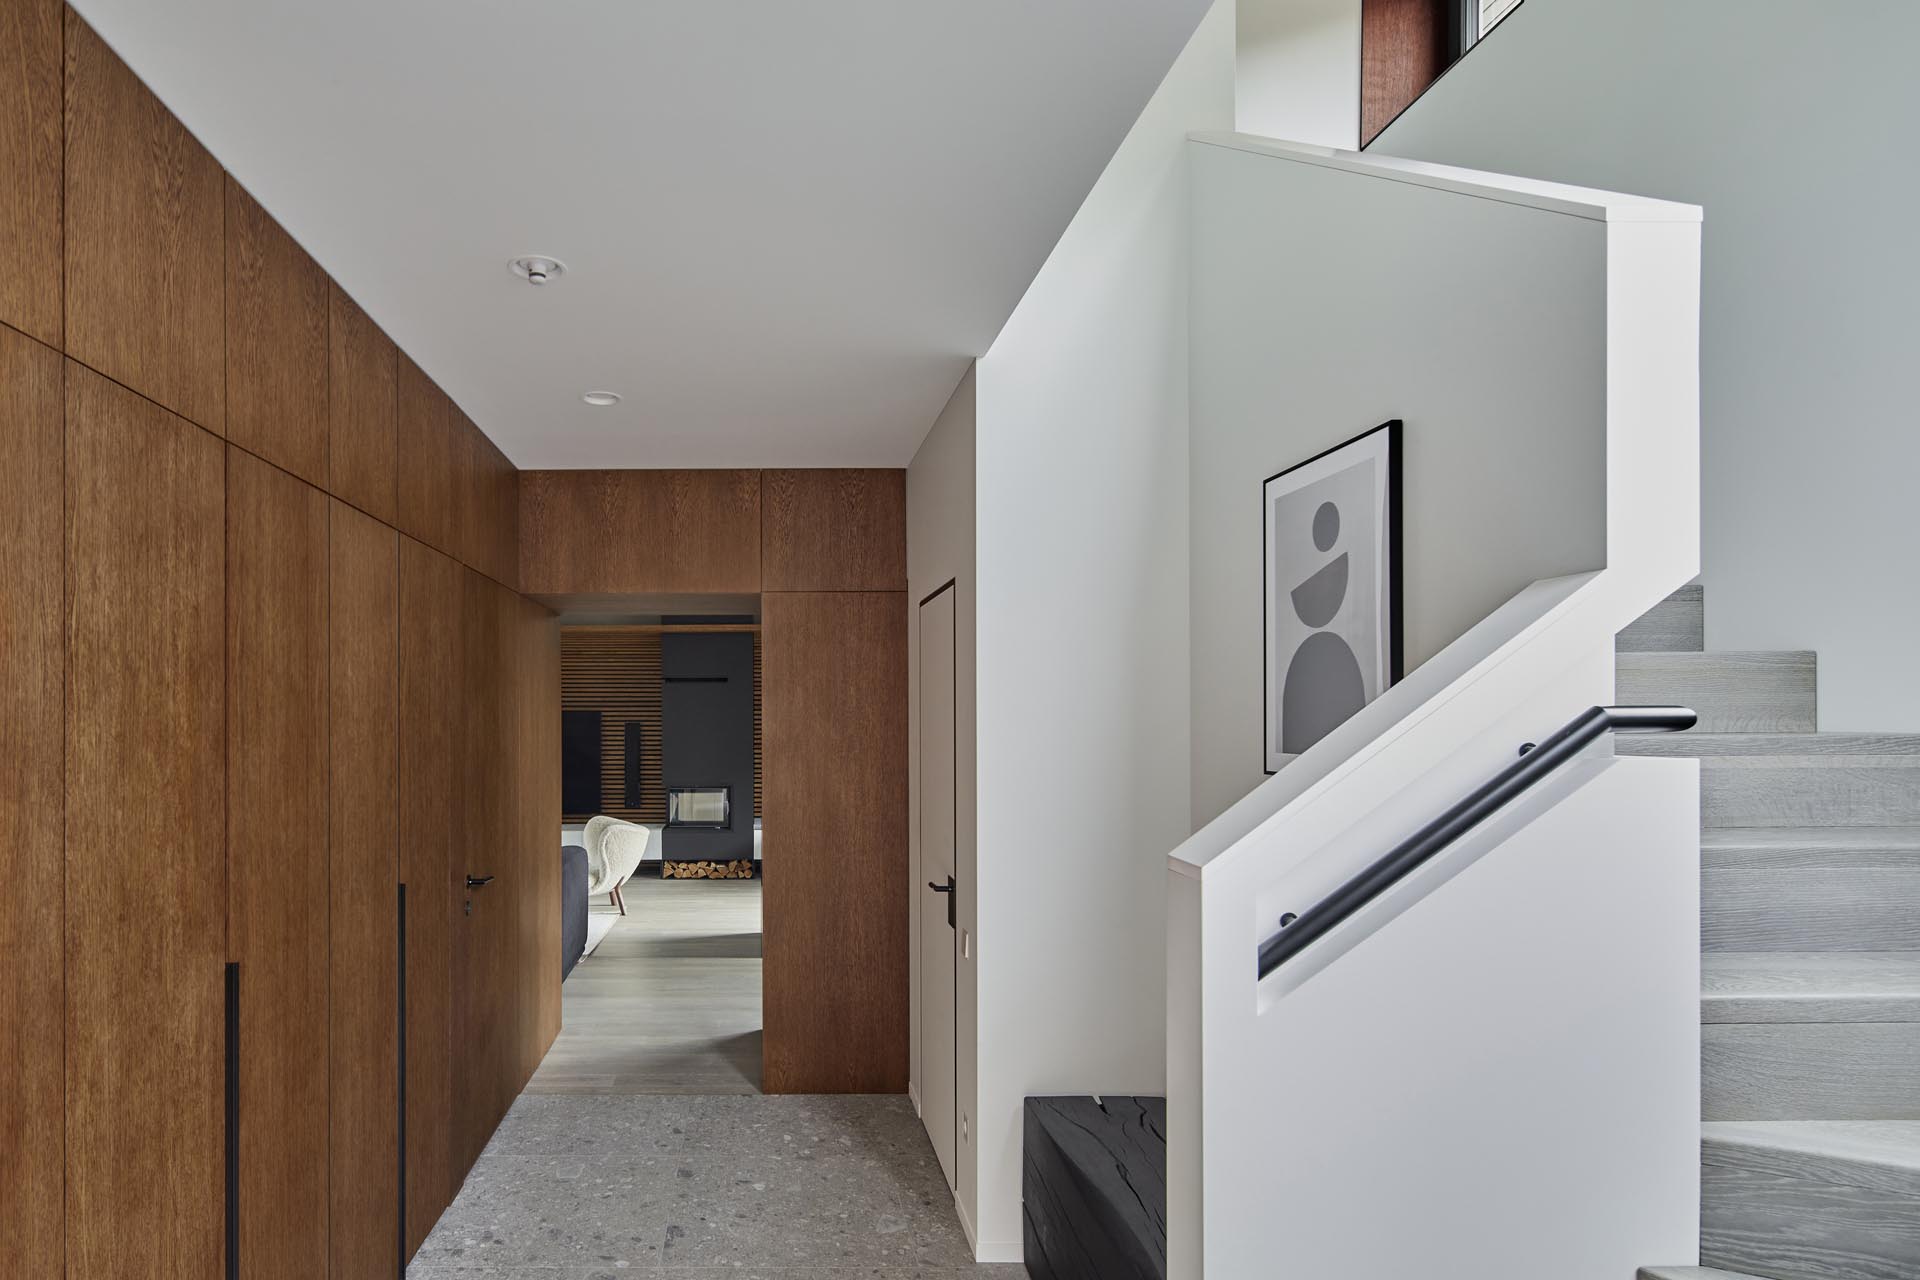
[918,586,958,1186]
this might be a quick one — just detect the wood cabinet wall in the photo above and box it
[0,8,559,1274]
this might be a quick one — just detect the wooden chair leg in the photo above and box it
[612,884,625,916]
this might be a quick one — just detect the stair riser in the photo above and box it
[1617,652,1816,734]
[1704,869,1920,951]
[1703,764,1920,828]
[1703,1161,1920,1280]
[1618,584,1704,653]
[1705,1024,1920,1121]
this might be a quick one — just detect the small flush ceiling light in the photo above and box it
[510,255,566,285]
[582,391,622,407]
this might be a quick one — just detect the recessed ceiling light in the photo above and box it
[510,255,566,285]
[582,391,622,407]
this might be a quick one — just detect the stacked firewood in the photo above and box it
[661,859,756,880]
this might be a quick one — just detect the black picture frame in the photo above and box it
[1262,419,1403,773]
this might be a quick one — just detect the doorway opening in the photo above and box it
[534,593,765,1094]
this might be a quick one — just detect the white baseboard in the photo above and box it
[908,1082,922,1116]
[953,1197,1023,1265]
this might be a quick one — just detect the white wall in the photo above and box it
[1189,139,1623,824]
[1235,0,1359,147]
[905,365,979,1234]
[968,0,1234,1259]
[1372,0,1920,731]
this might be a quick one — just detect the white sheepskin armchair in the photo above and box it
[584,818,656,914]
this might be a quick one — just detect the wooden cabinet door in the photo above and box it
[399,536,458,1256]
[64,360,224,1276]
[330,285,399,527]
[328,500,400,1279]
[226,180,328,485]
[227,446,330,1279]
[0,0,62,345]
[0,325,63,1278]
[64,12,225,433]
[451,569,511,1178]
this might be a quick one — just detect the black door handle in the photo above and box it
[928,875,956,929]
[466,875,494,889]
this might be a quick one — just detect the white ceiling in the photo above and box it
[72,0,1210,468]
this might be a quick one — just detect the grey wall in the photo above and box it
[1372,0,1920,731]
[661,632,755,859]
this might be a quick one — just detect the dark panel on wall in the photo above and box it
[0,0,62,346]
[624,720,645,808]
[1362,0,1448,145]
[662,632,756,861]
[226,447,329,1280]
[399,536,458,1257]
[0,327,62,1278]
[329,284,398,525]
[397,353,456,557]
[562,710,604,815]
[64,12,225,432]
[761,468,907,591]
[519,469,762,595]
[64,360,224,1273]
[225,179,328,484]
[762,591,908,1093]
[328,500,401,1280]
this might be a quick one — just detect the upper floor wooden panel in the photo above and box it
[519,469,762,596]
[761,468,906,592]
[64,12,225,432]
[397,353,457,556]
[226,179,328,484]
[0,0,63,346]
[329,283,399,525]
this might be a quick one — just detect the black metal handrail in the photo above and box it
[1257,705,1696,980]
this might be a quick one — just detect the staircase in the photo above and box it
[1617,585,1920,1280]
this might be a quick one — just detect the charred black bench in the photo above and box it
[1022,1095,1167,1280]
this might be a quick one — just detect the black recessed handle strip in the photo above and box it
[1256,705,1696,981]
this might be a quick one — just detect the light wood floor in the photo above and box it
[525,874,764,1094]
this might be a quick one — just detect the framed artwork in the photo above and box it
[1264,420,1402,772]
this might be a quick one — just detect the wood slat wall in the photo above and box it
[0,9,560,1273]
[559,627,764,823]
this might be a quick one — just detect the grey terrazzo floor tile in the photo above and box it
[410,1094,1020,1277]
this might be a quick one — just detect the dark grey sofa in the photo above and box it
[561,843,589,980]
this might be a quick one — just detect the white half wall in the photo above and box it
[1236,0,1360,147]
[906,365,979,1237]
[1372,0,1920,731]
[969,0,1233,1259]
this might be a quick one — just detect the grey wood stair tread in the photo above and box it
[1704,954,1920,1023]
[1640,1268,1769,1280]
[1620,732,1920,758]
[1703,826,1920,870]
[1618,583,1704,652]
[1703,1121,1920,1193]
[1617,650,1816,734]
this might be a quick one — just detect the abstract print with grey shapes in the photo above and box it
[1268,455,1382,759]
